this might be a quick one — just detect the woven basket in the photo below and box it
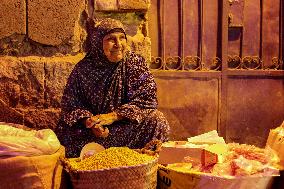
[62,158,158,189]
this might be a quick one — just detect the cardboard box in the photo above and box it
[158,141,226,166]
[158,165,279,189]
[158,141,206,165]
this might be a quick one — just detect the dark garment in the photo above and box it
[56,109,169,158]
[55,51,170,158]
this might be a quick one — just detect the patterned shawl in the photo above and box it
[61,18,158,126]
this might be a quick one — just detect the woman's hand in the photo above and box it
[84,112,121,138]
[90,112,121,127]
[91,125,109,138]
[85,118,109,137]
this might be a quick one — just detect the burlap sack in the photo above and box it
[0,146,65,189]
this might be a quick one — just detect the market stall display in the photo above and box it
[61,141,160,189]
[157,130,280,189]
[67,147,155,170]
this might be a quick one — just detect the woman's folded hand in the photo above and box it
[91,112,121,127]
[84,111,122,137]
[91,125,109,138]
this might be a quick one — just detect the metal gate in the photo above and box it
[148,0,284,145]
[149,0,283,71]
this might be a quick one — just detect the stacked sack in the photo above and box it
[0,122,64,189]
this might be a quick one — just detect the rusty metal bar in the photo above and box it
[240,2,244,59]
[181,0,185,70]
[260,0,263,68]
[161,0,166,69]
[160,0,165,70]
[220,0,229,140]
[217,0,223,64]
[177,0,183,70]
[156,0,162,58]
[280,0,283,68]
[198,0,203,67]
[240,26,243,59]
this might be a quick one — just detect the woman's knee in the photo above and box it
[148,110,168,124]
[147,110,170,140]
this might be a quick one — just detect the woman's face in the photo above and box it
[102,32,127,63]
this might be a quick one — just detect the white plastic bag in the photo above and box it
[0,124,61,157]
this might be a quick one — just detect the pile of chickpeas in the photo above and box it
[68,147,155,171]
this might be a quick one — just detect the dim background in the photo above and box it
[0,0,283,148]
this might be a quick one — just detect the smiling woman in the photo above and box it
[103,32,127,63]
[55,18,170,158]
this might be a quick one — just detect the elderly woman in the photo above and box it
[55,18,170,158]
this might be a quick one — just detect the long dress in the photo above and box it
[56,50,169,157]
[55,19,170,158]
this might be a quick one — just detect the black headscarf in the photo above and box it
[86,18,127,66]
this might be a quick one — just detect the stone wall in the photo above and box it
[0,0,152,130]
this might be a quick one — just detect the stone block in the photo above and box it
[44,54,83,108]
[22,108,61,130]
[93,12,146,35]
[0,99,24,125]
[28,0,85,46]
[118,0,150,10]
[0,57,21,107]
[95,0,118,11]
[0,56,45,108]
[128,36,151,63]
[0,0,26,39]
